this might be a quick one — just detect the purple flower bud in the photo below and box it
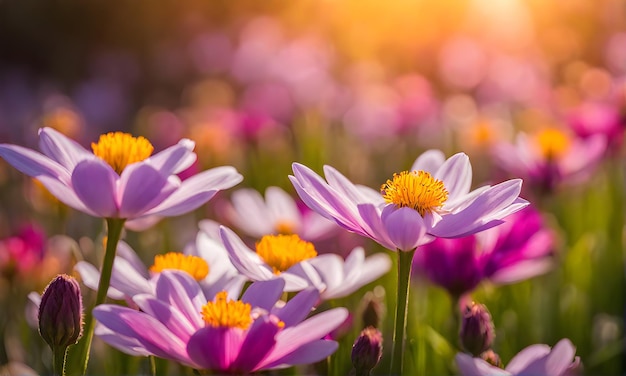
[460,302,495,356]
[351,326,383,375]
[38,274,83,350]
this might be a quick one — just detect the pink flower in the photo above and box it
[0,127,242,220]
[290,150,528,252]
[93,270,348,373]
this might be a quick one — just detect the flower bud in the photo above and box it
[351,326,383,375]
[359,287,385,329]
[38,274,83,350]
[460,302,495,356]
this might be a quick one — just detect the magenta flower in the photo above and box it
[492,128,606,193]
[290,149,528,252]
[413,205,554,297]
[0,127,243,219]
[93,270,348,373]
[455,338,581,376]
[222,186,339,241]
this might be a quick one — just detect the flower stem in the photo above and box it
[74,218,126,376]
[53,346,68,376]
[389,248,416,375]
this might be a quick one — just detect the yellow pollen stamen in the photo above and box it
[91,132,154,174]
[150,252,209,281]
[201,291,252,329]
[274,220,296,235]
[255,234,317,275]
[535,128,571,159]
[381,170,449,216]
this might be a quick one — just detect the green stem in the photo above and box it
[74,218,126,376]
[53,346,68,376]
[389,248,416,375]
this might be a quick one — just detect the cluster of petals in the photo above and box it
[0,127,243,219]
[222,186,339,241]
[492,131,606,192]
[75,222,246,302]
[456,338,581,376]
[220,226,391,297]
[290,150,529,252]
[413,205,554,297]
[93,270,348,373]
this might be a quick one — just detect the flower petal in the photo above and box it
[241,279,284,311]
[411,149,445,173]
[145,166,242,217]
[434,152,472,200]
[266,186,301,228]
[117,163,177,218]
[187,327,246,372]
[74,261,125,300]
[71,159,119,217]
[154,270,206,329]
[0,144,70,182]
[146,138,196,175]
[219,226,275,281]
[261,340,338,370]
[94,324,152,357]
[36,175,96,215]
[382,206,427,251]
[38,127,93,171]
[273,287,320,327]
[229,188,274,237]
[505,344,551,374]
[234,317,280,372]
[132,294,198,342]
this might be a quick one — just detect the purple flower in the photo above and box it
[0,127,242,219]
[290,149,528,252]
[222,186,339,241]
[93,270,348,373]
[38,274,83,350]
[413,205,554,297]
[492,128,606,193]
[455,338,581,376]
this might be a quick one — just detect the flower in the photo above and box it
[412,205,554,297]
[0,224,45,277]
[38,274,83,350]
[75,221,246,301]
[492,128,606,193]
[289,246,392,300]
[459,302,495,357]
[221,186,339,241]
[290,149,528,252]
[455,338,581,376]
[93,270,348,373]
[351,326,383,375]
[219,226,317,292]
[0,127,243,220]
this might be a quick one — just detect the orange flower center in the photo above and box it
[534,128,571,159]
[91,132,154,174]
[201,291,252,329]
[381,170,449,216]
[150,252,209,281]
[255,234,317,274]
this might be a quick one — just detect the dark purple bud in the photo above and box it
[460,302,495,356]
[38,274,83,350]
[351,326,383,374]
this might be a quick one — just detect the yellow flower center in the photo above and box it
[255,234,317,274]
[201,291,252,329]
[381,170,449,216]
[274,220,296,235]
[91,132,154,174]
[150,252,209,281]
[534,128,571,159]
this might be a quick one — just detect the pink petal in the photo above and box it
[434,152,472,200]
[36,175,96,215]
[505,344,551,374]
[0,144,70,182]
[117,163,177,218]
[71,159,119,217]
[382,206,427,251]
[261,340,338,370]
[241,279,284,311]
[187,327,246,371]
[411,149,445,173]
[455,353,511,376]
[145,166,242,217]
[38,127,93,171]
[146,138,196,175]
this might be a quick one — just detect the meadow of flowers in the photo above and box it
[0,1,623,375]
